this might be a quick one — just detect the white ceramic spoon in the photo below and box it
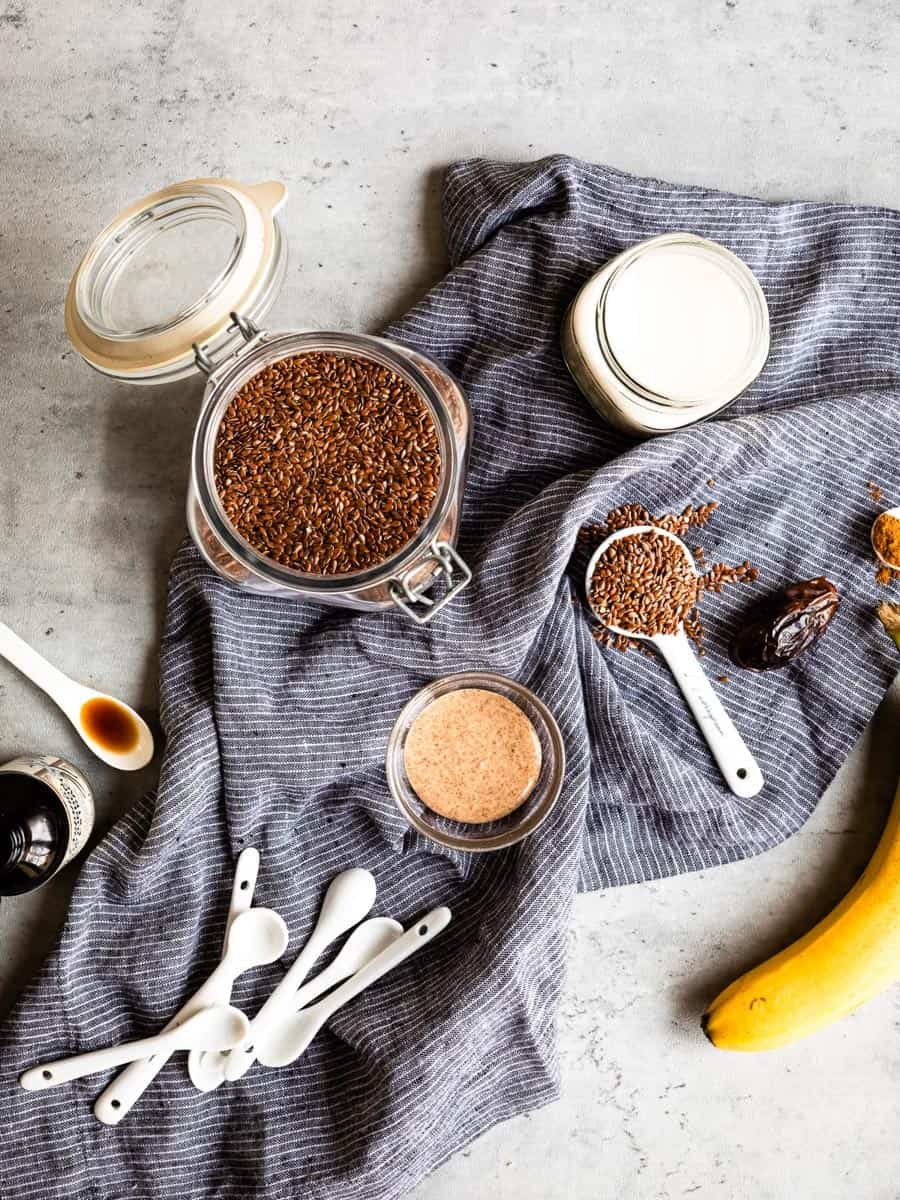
[191,916,404,1091]
[0,619,154,771]
[585,525,763,798]
[224,868,377,1082]
[258,907,452,1068]
[20,1005,249,1091]
[94,847,263,1125]
[872,505,900,570]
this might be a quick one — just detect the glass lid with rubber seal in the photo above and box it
[65,178,288,384]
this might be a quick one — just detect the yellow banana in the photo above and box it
[702,602,900,1052]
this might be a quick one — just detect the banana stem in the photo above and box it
[877,602,900,654]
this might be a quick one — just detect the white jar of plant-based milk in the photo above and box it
[561,233,770,435]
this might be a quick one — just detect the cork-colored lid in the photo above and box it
[65,178,287,384]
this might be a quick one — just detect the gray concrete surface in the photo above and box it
[2,1,899,1196]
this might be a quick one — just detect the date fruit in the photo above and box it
[730,577,839,671]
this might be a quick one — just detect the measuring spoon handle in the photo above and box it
[0,619,77,706]
[224,848,260,936]
[22,1027,182,1091]
[313,907,452,1023]
[653,633,764,798]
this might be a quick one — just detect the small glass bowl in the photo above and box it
[386,671,566,853]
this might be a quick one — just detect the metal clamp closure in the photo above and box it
[388,540,472,624]
[193,311,262,376]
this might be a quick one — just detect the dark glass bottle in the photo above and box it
[0,757,95,897]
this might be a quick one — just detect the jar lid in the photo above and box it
[65,178,288,384]
[597,234,769,409]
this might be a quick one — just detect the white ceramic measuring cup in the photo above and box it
[258,907,452,1068]
[20,1005,249,1091]
[0,619,154,771]
[872,506,900,570]
[94,847,263,1124]
[585,525,763,798]
[223,868,377,1082]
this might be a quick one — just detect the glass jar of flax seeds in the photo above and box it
[64,179,472,623]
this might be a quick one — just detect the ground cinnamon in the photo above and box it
[872,512,900,570]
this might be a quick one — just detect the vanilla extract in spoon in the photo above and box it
[79,697,140,755]
[0,620,154,771]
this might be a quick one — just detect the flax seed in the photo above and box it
[580,500,759,654]
[213,351,441,574]
[589,530,699,636]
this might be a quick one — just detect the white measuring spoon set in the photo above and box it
[259,908,452,1067]
[20,849,450,1124]
[221,866,379,1083]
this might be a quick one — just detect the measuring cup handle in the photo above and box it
[652,633,764,798]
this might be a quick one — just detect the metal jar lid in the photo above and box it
[65,178,288,384]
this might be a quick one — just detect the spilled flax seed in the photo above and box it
[214,352,441,575]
